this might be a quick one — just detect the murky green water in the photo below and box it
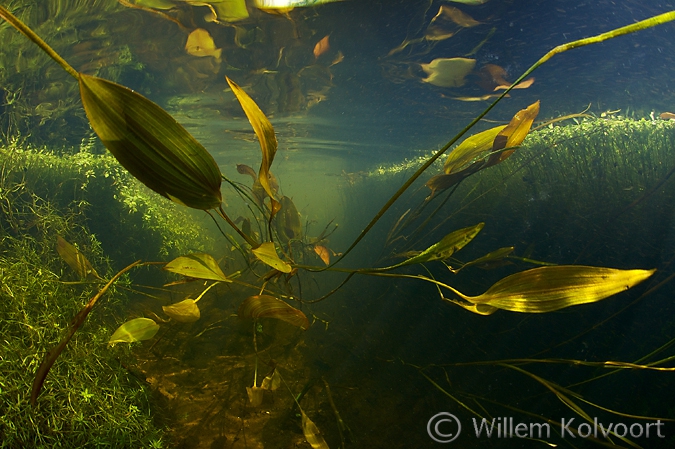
[1,1,675,448]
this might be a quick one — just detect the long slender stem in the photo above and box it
[322,10,675,270]
[217,204,259,247]
[0,6,79,79]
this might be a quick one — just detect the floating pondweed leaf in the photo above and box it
[164,253,229,282]
[446,0,490,5]
[426,4,482,40]
[227,77,278,199]
[458,266,655,313]
[276,196,302,243]
[185,28,222,62]
[440,5,482,27]
[252,242,292,273]
[421,58,476,88]
[386,223,484,269]
[254,0,341,7]
[56,236,100,280]
[162,298,200,323]
[314,245,330,265]
[450,93,507,102]
[494,77,535,91]
[79,74,223,210]
[477,64,535,91]
[238,295,309,330]
[302,411,330,449]
[109,317,160,345]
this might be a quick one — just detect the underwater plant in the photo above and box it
[2,4,675,447]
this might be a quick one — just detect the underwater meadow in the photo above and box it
[2,1,675,448]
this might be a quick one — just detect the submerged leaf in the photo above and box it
[252,242,292,273]
[164,253,229,282]
[109,317,160,345]
[464,266,655,313]
[313,35,330,58]
[211,0,249,22]
[227,77,278,199]
[261,369,281,390]
[455,246,514,272]
[421,58,476,88]
[56,236,99,279]
[387,223,484,269]
[162,298,201,323]
[246,386,264,406]
[78,74,222,210]
[275,196,303,243]
[443,125,506,174]
[302,411,330,449]
[488,100,540,166]
[430,101,540,196]
[238,295,309,330]
[185,28,222,61]
[314,245,330,265]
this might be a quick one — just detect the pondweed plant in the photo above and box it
[0,160,166,446]
[2,4,675,448]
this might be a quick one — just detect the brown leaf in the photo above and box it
[313,35,330,58]
[227,77,278,200]
[238,295,309,330]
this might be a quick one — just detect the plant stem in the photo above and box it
[0,6,79,79]
[217,204,259,247]
[325,10,675,270]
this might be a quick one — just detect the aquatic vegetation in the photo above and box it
[2,4,675,448]
[0,151,166,446]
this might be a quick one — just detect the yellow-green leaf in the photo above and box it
[238,295,309,330]
[387,223,484,269]
[211,0,249,22]
[78,74,222,210]
[302,411,330,449]
[56,236,100,279]
[162,298,200,323]
[443,125,506,174]
[109,317,160,345]
[252,242,292,273]
[227,77,278,199]
[464,266,655,313]
[421,57,476,88]
[487,100,540,166]
[164,253,229,282]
